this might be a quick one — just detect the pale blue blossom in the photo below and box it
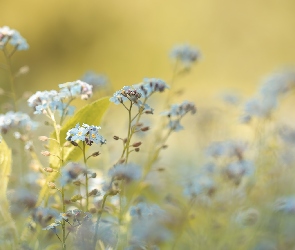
[170,44,201,67]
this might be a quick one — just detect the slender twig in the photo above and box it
[93,193,109,248]
[82,141,89,211]
[2,47,17,111]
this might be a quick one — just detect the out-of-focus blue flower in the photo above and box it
[59,80,93,100]
[161,101,196,131]
[241,70,295,122]
[32,207,60,227]
[242,97,277,120]
[206,140,247,159]
[0,111,38,134]
[170,44,201,67]
[183,174,216,198]
[162,101,196,117]
[0,26,29,50]
[27,90,69,115]
[130,202,166,219]
[81,71,108,91]
[108,163,142,183]
[223,160,255,184]
[60,162,86,186]
[278,125,295,145]
[259,71,295,99]
[66,123,106,146]
[134,78,169,98]
[128,202,171,249]
[274,196,295,213]
[233,208,259,227]
[220,91,240,105]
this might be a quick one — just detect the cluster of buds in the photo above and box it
[121,88,142,102]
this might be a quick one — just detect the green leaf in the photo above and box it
[0,139,18,246]
[36,96,110,206]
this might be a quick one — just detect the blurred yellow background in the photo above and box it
[1,0,295,103]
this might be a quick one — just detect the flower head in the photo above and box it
[60,162,86,186]
[59,80,93,100]
[170,44,201,67]
[0,111,37,134]
[161,101,196,131]
[134,78,169,98]
[108,163,142,183]
[66,123,106,146]
[28,90,71,115]
[81,71,108,91]
[0,26,29,50]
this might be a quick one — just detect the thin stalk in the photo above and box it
[125,97,148,163]
[120,102,133,160]
[2,47,17,111]
[82,141,89,211]
[171,198,195,250]
[93,193,109,248]
[47,108,66,250]
[60,97,74,125]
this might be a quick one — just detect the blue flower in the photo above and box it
[128,202,171,249]
[274,196,295,213]
[66,123,106,146]
[108,163,142,183]
[170,44,201,67]
[0,111,38,134]
[0,26,29,50]
[223,160,255,184]
[81,71,108,91]
[59,80,93,100]
[10,30,29,50]
[134,78,170,98]
[60,162,85,186]
[183,174,216,198]
[161,101,196,131]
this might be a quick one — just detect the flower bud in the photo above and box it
[113,135,120,140]
[90,172,97,178]
[88,189,99,196]
[70,141,78,147]
[118,158,125,164]
[132,142,142,147]
[141,126,150,132]
[89,208,97,214]
[63,141,71,147]
[135,148,140,152]
[91,152,100,157]
[72,180,81,186]
[44,167,53,173]
[38,136,48,142]
[48,182,56,189]
[41,150,51,157]
[70,194,82,202]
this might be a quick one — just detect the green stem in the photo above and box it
[120,102,133,160]
[82,141,89,211]
[60,98,74,125]
[93,193,109,248]
[2,48,17,111]
[48,108,66,250]
[171,198,195,250]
